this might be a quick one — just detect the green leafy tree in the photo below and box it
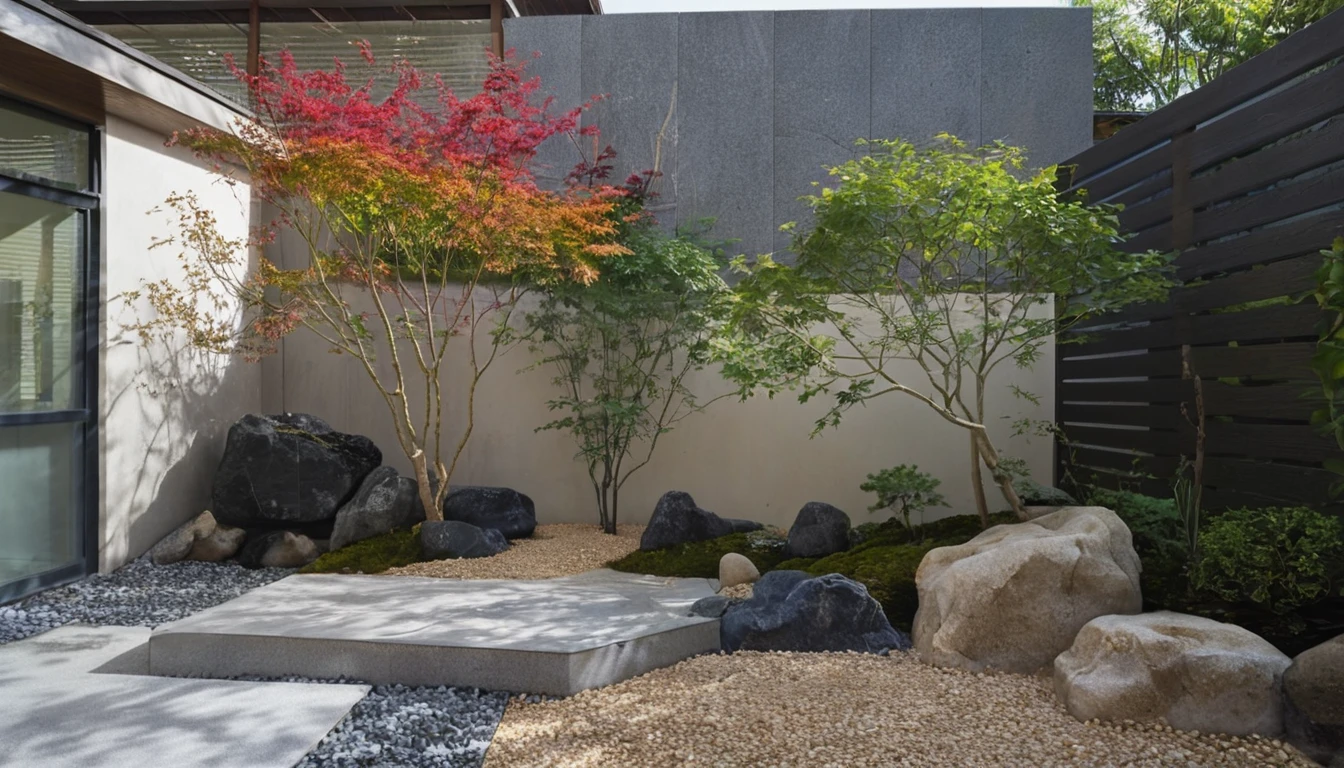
[513,216,732,534]
[1080,0,1344,111]
[715,137,1173,527]
[861,465,949,536]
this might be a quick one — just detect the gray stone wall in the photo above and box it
[506,8,1092,260]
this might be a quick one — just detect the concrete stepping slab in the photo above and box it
[0,624,368,768]
[149,569,720,696]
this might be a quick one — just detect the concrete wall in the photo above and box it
[507,8,1094,259]
[276,288,1056,531]
[99,114,260,571]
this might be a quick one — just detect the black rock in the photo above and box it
[1019,480,1077,506]
[784,502,852,557]
[689,595,732,619]
[329,467,423,551]
[720,572,911,654]
[211,413,381,529]
[420,520,510,560]
[639,491,734,551]
[724,518,765,534]
[441,486,536,540]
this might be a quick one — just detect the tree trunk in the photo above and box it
[970,432,990,528]
[410,448,441,522]
[609,481,620,535]
[975,430,1027,521]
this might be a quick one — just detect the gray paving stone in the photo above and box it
[149,570,720,696]
[0,625,368,768]
[871,8,983,148]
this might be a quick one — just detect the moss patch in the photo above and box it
[607,513,1014,630]
[606,531,793,578]
[300,527,423,574]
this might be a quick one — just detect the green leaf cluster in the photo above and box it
[1193,506,1344,615]
[859,464,948,535]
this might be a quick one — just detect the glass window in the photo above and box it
[0,191,84,413]
[0,422,80,584]
[0,103,91,190]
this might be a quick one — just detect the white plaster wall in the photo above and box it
[99,114,259,571]
[277,285,1056,532]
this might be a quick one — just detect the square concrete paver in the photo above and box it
[150,570,720,695]
[0,624,368,768]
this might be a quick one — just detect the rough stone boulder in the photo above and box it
[441,486,536,540]
[913,506,1142,673]
[1054,612,1291,737]
[724,518,764,534]
[785,502,851,558]
[238,530,320,569]
[148,511,217,565]
[639,491,733,551]
[1284,633,1344,764]
[330,467,422,551]
[719,553,760,590]
[720,570,911,654]
[420,520,510,560]
[187,524,246,562]
[211,413,381,529]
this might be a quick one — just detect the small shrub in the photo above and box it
[300,528,423,575]
[1194,506,1344,615]
[606,531,793,578]
[860,465,948,536]
[1017,479,1077,506]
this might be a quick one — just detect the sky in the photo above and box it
[603,0,1069,11]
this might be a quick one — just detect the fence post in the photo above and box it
[1170,128,1195,251]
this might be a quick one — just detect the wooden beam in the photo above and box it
[490,0,503,58]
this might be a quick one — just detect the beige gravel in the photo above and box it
[484,651,1315,768]
[717,583,754,600]
[384,524,643,580]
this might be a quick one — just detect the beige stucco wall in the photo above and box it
[274,282,1056,532]
[98,114,260,571]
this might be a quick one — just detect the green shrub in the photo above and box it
[1017,479,1077,506]
[1194,507,1344,614]
[1085,488,1189,605]
[300,528,423,574]
[606,531,793,578]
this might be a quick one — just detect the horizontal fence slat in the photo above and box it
[1096,252,1321,323]
[1067,451,1336,505]
[1072,145,1173,205]
[1059,343,1317,379]
[1117,190,1173,233]
[1060,403,1182,429]
[1058,10,1344,186]
[1177,208,1344,280]
[1191,116,1344,210]
[1189,63,1344,174]
[1059,380,1315,419]
[1063,424,1176,454]
[1107,169,1172,207]
[1192,163,1344,245]
[1065,302,1320,356]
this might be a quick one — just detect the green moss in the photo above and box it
[300,527,423,574]
[606,531,794,578]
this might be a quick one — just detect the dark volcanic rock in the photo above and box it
[441,486,536,540]
[720,571,910,654]
[420,520,510,560]
[330,467,422,551]
[784,502,852,558]
[639,491,734,551]
[724,518,765,534]
[211,413,380,529]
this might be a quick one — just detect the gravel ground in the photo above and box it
[484,651,1316,768]
[387,524,643,580]
[0,557,291,645]
[294,682,509,768]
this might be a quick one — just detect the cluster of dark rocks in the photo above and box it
[149,413,536,569]
[640,490,905,655]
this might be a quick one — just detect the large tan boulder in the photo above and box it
[912,506,1141,673]
[1284,633,1344,764]
[1054,612,1291,737]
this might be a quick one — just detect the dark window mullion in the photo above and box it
[0,409,91,426]
[0,175,99,209]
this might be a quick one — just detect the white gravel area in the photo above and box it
[484,651,1316,768]
[387,524,643,580]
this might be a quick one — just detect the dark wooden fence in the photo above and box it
[1053,9,1344,511]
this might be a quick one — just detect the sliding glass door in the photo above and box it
[0,97,97,603]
